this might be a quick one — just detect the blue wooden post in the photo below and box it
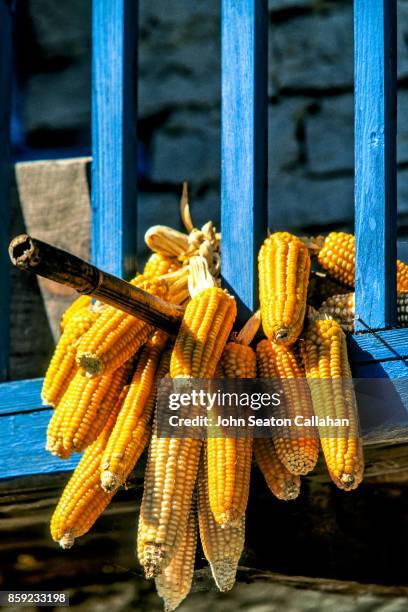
[354,0,397,331]
[221,0,268,324]
[0,0,12,381]
[92,0,138,278]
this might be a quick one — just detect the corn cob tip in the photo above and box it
[210,560,237,592]
[339,473,356,490]
[143,543,166,579]
[275,327,290,342]
[100,470,122,493]
[77,353,102,377]
[281,480,301,501]
[58,531,75,549]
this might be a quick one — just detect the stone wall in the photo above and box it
[15,0,408,243]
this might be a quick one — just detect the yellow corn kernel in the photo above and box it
[198,453,245,592]
[170,287,237,378]
[143,252,182,278]
[256,339,319,475]
[317,232,408,294]
[100,331,169,492]
[155,504,197,612]
[207,342,255,527]
[42,305,99,407]
[50,386,130,548]
[301,317,364,490]
[258,232,310,344]
[60,295,92,332]
[75,276,165,377]
[46,359,133,457]
[254,438,301,501]
[307,271,350,308]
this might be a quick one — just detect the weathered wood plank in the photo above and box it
[0,0,12,381]
[354,0,397,330]
[349,329,408,363]
[92,0,138,278]
[0,410,78,479]
[0,378,44,415]
[221,0,268,324]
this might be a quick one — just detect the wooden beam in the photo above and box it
[9,234,183,334]
[221,0,268,324]
[92,0,138,278]
[354,0,397,330]
[0,0,12,380]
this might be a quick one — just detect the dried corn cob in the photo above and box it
[145,226,190,258]
[259,232,310,344]
[42,304,99,407]
[317,232,408,293]
[60,295,92,332]
[207,314,259,527]
[76,276,164,377]
[307,271,350,308]
[46,359,133,457]
[198,454,245,592]
[100,331,169,492]
[319,291,408,332]
[302,316,364,490]
[50,386,129,548]
[319,293,355,333]
[254,438,301,501]
[256,339,319,475]
[155,504,197,612]
[138,257,236,578]
[143,252,182,278]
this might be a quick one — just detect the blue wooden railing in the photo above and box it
[0,0,407,482]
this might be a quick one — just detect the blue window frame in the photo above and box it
[0,0,406,482]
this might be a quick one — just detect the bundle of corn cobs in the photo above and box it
[42,185,408,610]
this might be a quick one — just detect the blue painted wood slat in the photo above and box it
[354,0,397,331]
[0,1,12,381]
[92,0,139,278]
[0,410,78,480]
[221,0,268,324]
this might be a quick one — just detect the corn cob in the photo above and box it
[198,454,245,592]
[254,438,301,501]
[319,292,408,332]
[307,271,350,308]
[50,386,129,548]
[258,232,310,344]
[256,339,319,475]
[207,314,259,527]
[76,276,165,378]
[301,316,364,490]
[100,331,169,492]
[138,257,236,578]
[60,295,92,332]
[317,232,408,293]
[46,359,133,457]
[143,252,182,278]
[155,504,197,612]
[42,304,99,407]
